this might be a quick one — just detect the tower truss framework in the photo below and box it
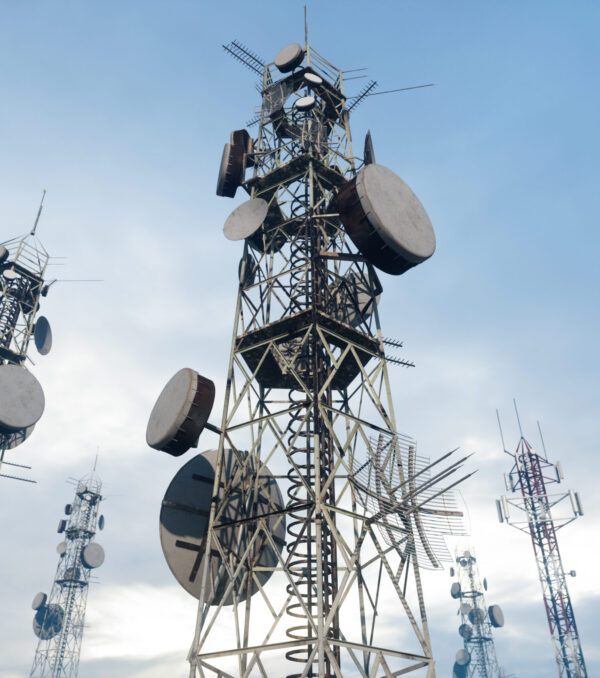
[497,432,587,678]
[0,194,51,482]
[178,42,469,678]
[450,548,506,678]
[30,470,105,678]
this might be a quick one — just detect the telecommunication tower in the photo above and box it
[0,191,54,483]
[496,408,587,678]
[30,467,106,678]
[449,548,506,678]
[147,37,472,678]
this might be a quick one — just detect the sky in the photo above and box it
[0,1,599,677]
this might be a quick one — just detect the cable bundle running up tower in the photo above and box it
[146,37,471,678]
[30,467,106,678]
[496,408,587,678]
[0,192,55,482]
[449,548,507,678]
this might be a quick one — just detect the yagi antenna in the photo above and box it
[347,80,378,111]
[363,83,435,98]
[223,40,265,75]
[31,189,46,236]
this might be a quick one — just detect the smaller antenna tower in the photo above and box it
[0,192,55,482]
[30,467,106,678]
[496,408,587,678]
[449,547,507,678]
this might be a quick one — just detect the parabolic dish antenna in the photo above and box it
[33,604,64,640]
[0,365,45,432]
[223,198,268,241]
[159,448,285,606]
[146,368,215,456]
[81,543,105,569]
[0,245,8,262]
[488,604,504,628]
[32,592,47,610]
[274,43,304,73]
[337,164,436,275]
[34,316,52,355]
[56,541,67,556]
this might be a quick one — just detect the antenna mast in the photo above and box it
[146,37,466,678]
[496,412,587,677]
[0,193,54,482]
[30,469,106,678]
[449,546,508,678]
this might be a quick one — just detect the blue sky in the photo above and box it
[0,2,598,677]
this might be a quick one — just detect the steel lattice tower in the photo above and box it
[146,34,471,678]
[143,39,472,678]
[449,548,506,678]
[496,418,587,678]
[30,468,106,678]
[0,192,52,482]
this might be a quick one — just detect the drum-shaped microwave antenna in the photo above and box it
[33,604,64,640]
[0,423,35,450]
[0,364,45,432]
[160,448,285,606]
[65,504,72,515]
[488,604,505,628]
[57,519,66,534]
[32,592,47,611]
[459,602,472,616]
[295,95,316,111]
[450,582,461,599]
[3,268,19,280]
[274,43,304,73]
[34,316,52,355]
[217,143,244,198]
[304,72,323,86]
[455,649,471,667]
[81,543,105,569]
[98,514,105,530]
[458,623,473,641]
[337,164,436,275]
[468,607,486,625]
[146,368,215,456]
